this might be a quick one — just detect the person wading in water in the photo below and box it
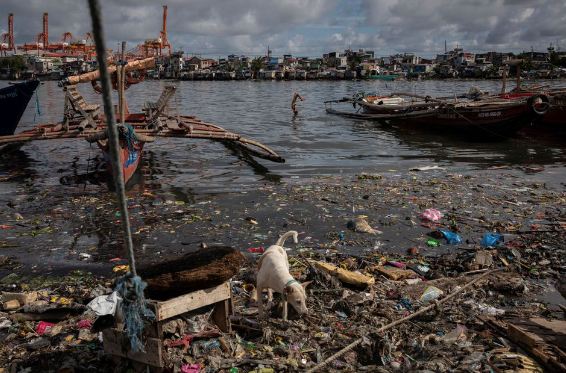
[292,92,305,115]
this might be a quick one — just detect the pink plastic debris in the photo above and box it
[419,208,442,222]
[77,319,93,330]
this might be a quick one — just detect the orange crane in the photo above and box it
[46,32,74,52]
[137,5,172,57]
[1,13,15,56]
[160,5,171,55]
[17,12,49,51]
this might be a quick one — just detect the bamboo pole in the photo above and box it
[119,41,126,124]
[0,128,282,162]
[516,64,521,92]
[304,269,501,373]
[501,65,507,94]
[394,92,445,103]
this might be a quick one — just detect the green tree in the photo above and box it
[225,62,235,72]
[250,57,264,79]
[347,53,362,71]
[516,52,534,72]
[0,55,26,73]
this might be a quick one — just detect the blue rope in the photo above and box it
[115,274,155,353]
[119,123,138,151]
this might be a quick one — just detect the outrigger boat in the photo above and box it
[0,79,41,136]
[0,57,283,185]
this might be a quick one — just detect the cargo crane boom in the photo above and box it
[17,12,49,51]
[1,13,15,56]
[160,5,171,55]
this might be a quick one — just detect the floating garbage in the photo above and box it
[481,233,504,247]
[420,286,444,302]
[419,208,442,222]
[441,229,462,244]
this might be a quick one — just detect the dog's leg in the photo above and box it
[266,288,273,312]
[282,298,288,320]
[257,285,264,318]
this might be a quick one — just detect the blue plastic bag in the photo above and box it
[441,229,462,244]
[481,233,504,247]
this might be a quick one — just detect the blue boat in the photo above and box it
[369,74,399,81]
[0,79,41,136]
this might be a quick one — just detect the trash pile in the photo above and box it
[0,170,565,372]
[1,239,564,372]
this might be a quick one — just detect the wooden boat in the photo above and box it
[0,79,41,136]
[400,94,549,139]
[349,92,439,115]
[541,91,566,126]
[100,138,144,186]
[0,57,283,186]
[86,124,152,186]
[326,92,550,140]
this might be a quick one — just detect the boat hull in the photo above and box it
[98,139,144,186]
[0,79,41,136]
[404,104,538,139]
[540,94,566,126]
[359,99,437,115]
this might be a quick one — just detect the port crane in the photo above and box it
[17,12,49,52]
[0,13,16,56]
[134,5,172,57]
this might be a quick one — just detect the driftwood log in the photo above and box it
[139,246,247,300]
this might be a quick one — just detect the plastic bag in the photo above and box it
[442,324,468,344]
[87,291,121,316]
[481,233,504,247]
[419,208,442,222]
[441,229,462,244]
[420,286,444,302]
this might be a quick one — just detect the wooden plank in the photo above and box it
[508,323,539,349]
[103,328,163,367]
[212,299,231,333]
[152,282,231,321]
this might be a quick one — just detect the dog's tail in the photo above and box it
[276,230,299,246]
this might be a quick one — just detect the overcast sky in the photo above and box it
[2,0,565,59]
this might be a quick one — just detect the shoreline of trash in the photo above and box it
[1,169,565,372]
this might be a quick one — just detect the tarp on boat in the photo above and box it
[62,57,156,85]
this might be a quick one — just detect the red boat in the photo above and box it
[402,94,549,140]
[94,124,147,186]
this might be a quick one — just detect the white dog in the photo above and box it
[256,231,310,320]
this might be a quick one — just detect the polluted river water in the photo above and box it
[0,79,565,277]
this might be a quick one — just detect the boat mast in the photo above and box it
[501,65,507,94]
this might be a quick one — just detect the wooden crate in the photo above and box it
[103,281,232,368]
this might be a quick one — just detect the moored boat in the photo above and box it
[351,92,439,115]
[325,92,549,140]
[85,123,153,186]
[401,94,549,140]
[0,79,41,136]
[0,57,283,187]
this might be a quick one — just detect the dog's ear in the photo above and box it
[285,286,294,295]
[301,281,313,290]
